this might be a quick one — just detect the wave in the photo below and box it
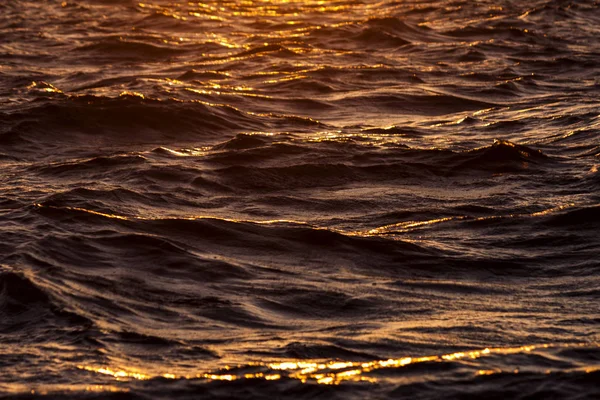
[233,44,302,59]
[1,95,265,150]
[205,138,553,188]
[0,268,52,317]
[75,37,187,60]
[32,205,431,259]
[0,266,91,337]
[30,154,147,176]
[30,200,597,281]
[331,92,499,115]
[17,134,556,192]
[449,139,551,174]
[307,17,443,50]
[3,344,597,400]
[542,204,600,228]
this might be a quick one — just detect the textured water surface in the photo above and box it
[1,0,599,398]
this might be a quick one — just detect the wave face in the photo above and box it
[1,0,599,398]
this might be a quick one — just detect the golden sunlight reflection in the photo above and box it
[28,81,63,94]
[77,343,597,386]
[7,385,129,396]
[77,366,150,381]
[34,199,577,239]
[137,0,358,19]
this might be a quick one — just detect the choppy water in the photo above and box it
[1,0,599,398]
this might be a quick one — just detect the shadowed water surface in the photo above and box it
[1,0,599,398]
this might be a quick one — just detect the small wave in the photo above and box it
[256,289,380,320]
[212,133,272,150]
[365,17,439,41]
[175,70,233,81]
[457,49,487,62]
[30,154,147,176]
[449,139,551,174]
[234,44,301,58]
[3,95,266,150]
[308,17,439,50]
[541,204,600,228]
[0,266,91,335]
[0,268,50,315]
[332,92,498,115]
[75,37,186,60]
[444,25,531,40]
[351,28,410,48]
[255,341,380,360]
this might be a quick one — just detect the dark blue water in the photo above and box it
[1,0,599,398]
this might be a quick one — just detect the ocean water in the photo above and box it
[1,0,599,398]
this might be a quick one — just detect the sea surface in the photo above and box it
[1,0,599,398]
